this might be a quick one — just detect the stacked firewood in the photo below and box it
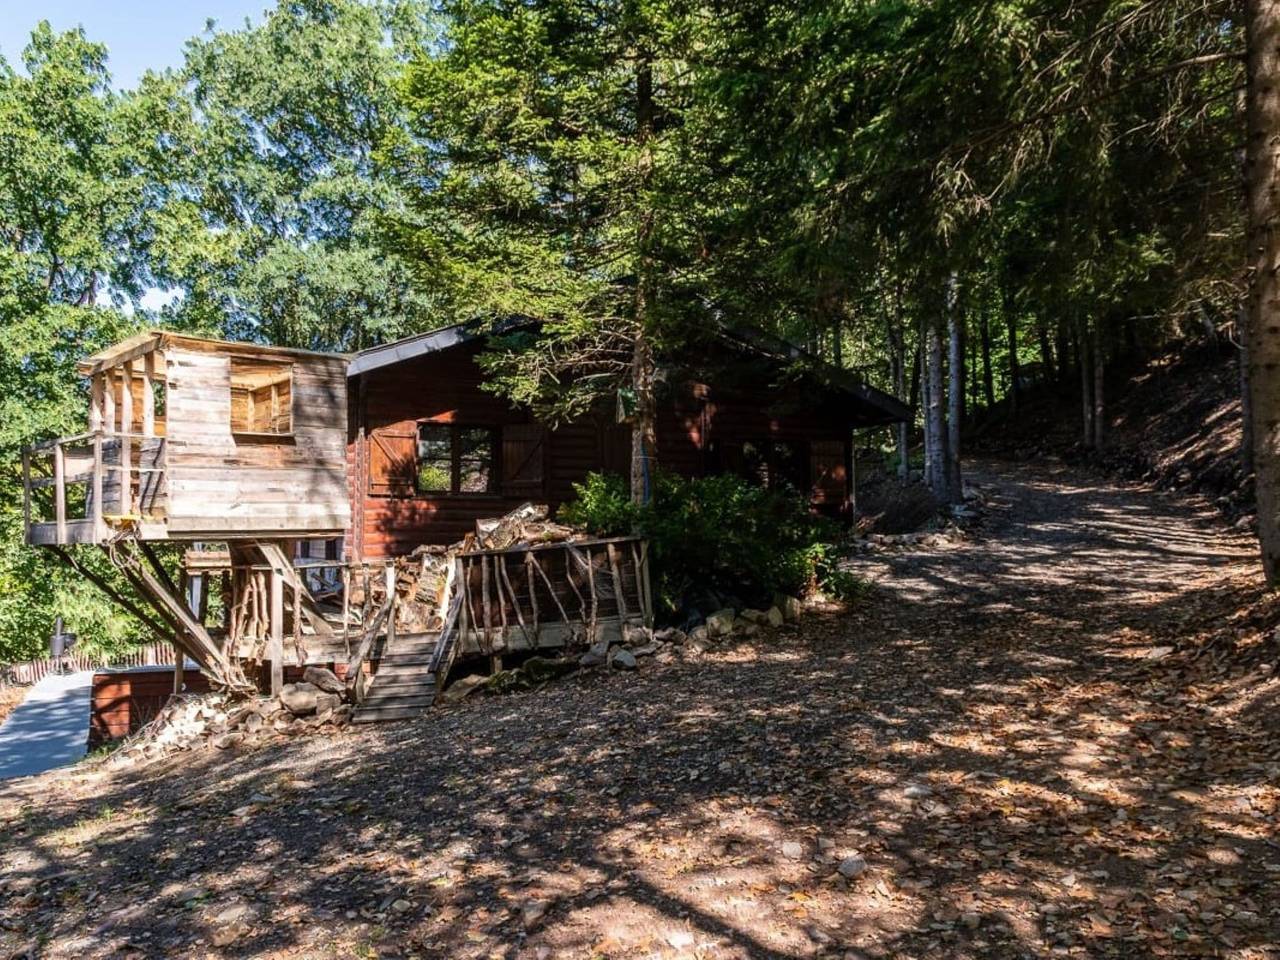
[354,503,585,636]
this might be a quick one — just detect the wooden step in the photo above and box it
[375,650,436,667]
[363,690,435,708]
[353,691,436,723]
[352,704,431,724]
[370,672,435,691]
[386,638,437,653]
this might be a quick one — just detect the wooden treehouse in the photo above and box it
[20,332,657,721]
[21,332,358,703]
[22,324,904,725]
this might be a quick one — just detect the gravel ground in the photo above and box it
[1,458,1277,959]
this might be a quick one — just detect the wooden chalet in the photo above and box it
[21,324,906,724]
[346,323,909,558]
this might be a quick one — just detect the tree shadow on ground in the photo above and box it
[1,458,1277,959]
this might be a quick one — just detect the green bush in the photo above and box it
[560,470,846,617]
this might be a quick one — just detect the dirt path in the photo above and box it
[1,460,1277,960]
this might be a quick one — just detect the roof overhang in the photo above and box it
[347,320,910,425]
[346,319,532,378]
[77,330,348,377]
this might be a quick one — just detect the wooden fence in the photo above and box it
[1,640,177,686]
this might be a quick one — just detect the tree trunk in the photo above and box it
[926,313,950,502]
[1005,290,1020,418]
[920,330,934,490]
[980,307,995,408]
[945,271,963,503]
[1246,0,1280,582]
[1036,319,1055,377]
[1092,325,1105,451]
[1055,316,1071,382]
[884,308,910,480]
[895,353,909,479]
[1079,322,1094,448]
[630,53,657,506]
[1240,304,1255,475]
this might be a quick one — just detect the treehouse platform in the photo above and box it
[22,331,350,547]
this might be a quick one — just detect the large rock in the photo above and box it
[706,608,736,637]
[439,673,488,704]
[279,682,320,716]
[609,647,638,670]
[654,626,687,645]
[837,854,867,879]
[302,665,345,694]
[625,624,652,645]
[764,606,785,628]
[739,609,768,625]
[774,595,802,621]
[579,639,611,668]
[314,692,342,717]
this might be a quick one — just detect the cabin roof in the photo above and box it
[345,318,531,378]
[76,331,347,376]
[348,321,910,425]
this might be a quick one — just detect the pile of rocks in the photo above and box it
[436,595,805,704]
[106,665,355,766]
[577,596,802,668]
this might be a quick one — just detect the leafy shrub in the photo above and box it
[560,471,843,616]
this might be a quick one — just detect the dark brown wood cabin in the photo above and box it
[345,324,908,561]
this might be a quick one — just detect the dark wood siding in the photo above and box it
[347,348,859,559]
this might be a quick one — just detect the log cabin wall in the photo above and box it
[349,342,856,561]
[163,341,350,537]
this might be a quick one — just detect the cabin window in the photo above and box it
[230,358,292,435]
[416,424,497,495]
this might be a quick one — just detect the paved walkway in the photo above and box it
[0,671,93,781]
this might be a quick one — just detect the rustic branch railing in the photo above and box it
[344,562,397,705]
[23,431,166,544]
[450,536,651,655]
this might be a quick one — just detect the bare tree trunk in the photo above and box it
[1092,325,1105,451]
[1079,322,1094,448]
[946,272,963,503]
[895,354,909,479]
[1036,319,1055,376]
[1246,0,1280,581]
[1055,317,1071,382]
[631,53,657,506]
[921,329,934,490]
[1005,290,1020,418]
[980,307,995,408]
[1240,304,1255,475]
[927,313,950,502]
[884,307,910,480]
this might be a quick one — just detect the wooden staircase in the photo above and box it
[352,633,439,723]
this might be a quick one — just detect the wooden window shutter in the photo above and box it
[809,440,848,504]
[369,429,417,497]
[501,424,546,495]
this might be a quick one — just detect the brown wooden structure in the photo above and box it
[22,332,352,695]
[345,323,909,559]
[21,323,904,725]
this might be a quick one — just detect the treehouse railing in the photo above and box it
[452,536,652,654]
[23,431,167,545]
